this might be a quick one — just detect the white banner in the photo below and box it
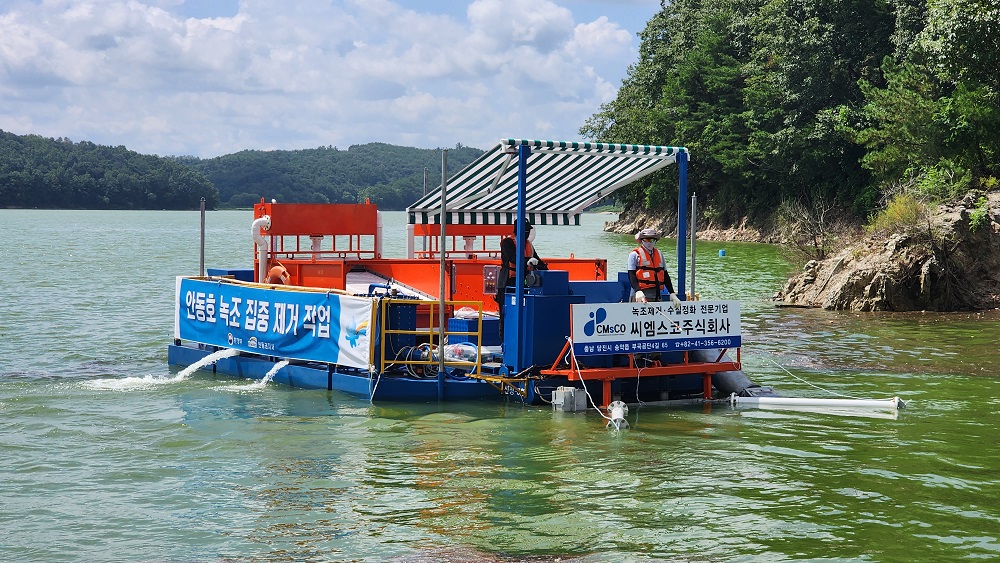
[570,300,741,356]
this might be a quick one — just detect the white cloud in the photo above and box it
[0,0,658,157]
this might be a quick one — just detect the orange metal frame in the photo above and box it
[249,202,608,312]
[412,224,512,260]
[252,201,380,288]
[539,342,742,408]
[255,201,380,240]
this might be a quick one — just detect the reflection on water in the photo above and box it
[1,210,999,561]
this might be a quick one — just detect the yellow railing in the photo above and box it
[377,298,485,377]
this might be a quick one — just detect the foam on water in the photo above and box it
[83,348,241,391]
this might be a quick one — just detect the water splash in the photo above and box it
[250,360,289,389]
[173,348,241,380]
[83,348,240,391]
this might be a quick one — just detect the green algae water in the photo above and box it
[2,209,999,562]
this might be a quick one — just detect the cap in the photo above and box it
[635,227,660,241]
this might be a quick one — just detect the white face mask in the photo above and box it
[641,240,655,252]
[527,229,535,243]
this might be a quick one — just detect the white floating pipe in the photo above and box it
[251,215,271,282]
[730,394,903,411]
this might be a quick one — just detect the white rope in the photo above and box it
[761,354,899,400]
[369,368,383,403]
[565,336,612,422]
[634,364,647,406]
[651,302,682,330]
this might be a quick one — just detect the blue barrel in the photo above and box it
[719,249,727,257]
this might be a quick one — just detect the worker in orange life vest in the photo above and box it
[495,219,546,336]
[495,218,546,303]
[628,227,682,307]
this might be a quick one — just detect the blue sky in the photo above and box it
[0,0,661,157]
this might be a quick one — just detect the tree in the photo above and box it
[855,0,1000,199]
[582,0,755,220]
[584,0,897,225]
[0,130,219,209]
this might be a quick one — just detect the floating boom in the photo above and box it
[730,395,904,411]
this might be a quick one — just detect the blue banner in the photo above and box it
[174,277,373,369]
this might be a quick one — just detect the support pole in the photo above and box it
[438,150,448,401]
[514,144,530,371]
[676,151,689,300]
[690,192,697,298]
[199,197,206,277]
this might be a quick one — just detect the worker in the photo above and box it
[495,219,546,336]
[628,227,682,306]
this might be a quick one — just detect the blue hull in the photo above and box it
[168,343,711,405]
[168,343,507,402]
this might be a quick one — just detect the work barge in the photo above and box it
[169,139,769,409]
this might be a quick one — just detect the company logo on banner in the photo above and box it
[174,277,373,369]
[571,300,741,356]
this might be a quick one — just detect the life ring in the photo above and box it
[265,264,290,285]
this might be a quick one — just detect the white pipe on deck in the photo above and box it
[251,215,271,282]
[730,394,903,411]
[376,210,384,258]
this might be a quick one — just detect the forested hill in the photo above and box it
[183,143,484,209]
[584,0,999,232]
[0,130,217,210]
[0,130,484,210]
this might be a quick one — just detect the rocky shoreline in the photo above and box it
[775,191,1000,311]
[602,204,779,243]
[603,192,1000,311]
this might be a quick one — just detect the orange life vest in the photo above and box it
[501,237,536,272]
[633,246,666,293]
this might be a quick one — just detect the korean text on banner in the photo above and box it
[570,300,741,356]
[174,277,373,369]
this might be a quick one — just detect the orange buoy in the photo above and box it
[265,264,289,284]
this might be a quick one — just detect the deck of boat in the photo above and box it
[344,269,434,299]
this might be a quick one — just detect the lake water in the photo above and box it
[2,209,999,562]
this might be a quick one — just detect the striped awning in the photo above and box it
[407,139,687,226]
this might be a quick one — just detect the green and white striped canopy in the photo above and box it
[407,139,687,226]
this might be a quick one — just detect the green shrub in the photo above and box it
[867,192,928,235]
[912,159,971,202]
[969,194,989,232]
